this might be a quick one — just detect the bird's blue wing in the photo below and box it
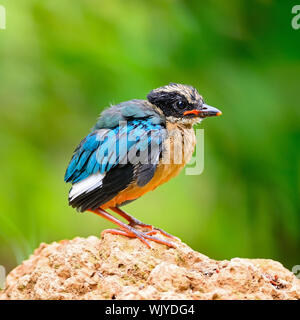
[64,116,167,211]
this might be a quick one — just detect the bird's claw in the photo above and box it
[129,220,180,241]
[101,227,176,249]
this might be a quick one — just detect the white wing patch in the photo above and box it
[69,172,106,201]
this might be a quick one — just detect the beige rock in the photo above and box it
[0,234,299,300]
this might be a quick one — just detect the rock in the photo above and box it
[0,233,299,300]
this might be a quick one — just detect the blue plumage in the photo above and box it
[64,132,101,183]
[64,100,167,189]
[94,100,164,129]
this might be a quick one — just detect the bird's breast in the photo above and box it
[101,122,196,209]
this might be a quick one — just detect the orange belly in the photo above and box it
[101,122,196,209]
[101,163,184,209]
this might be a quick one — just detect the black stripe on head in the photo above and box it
[147,83,202,118]
[147,90,188,118]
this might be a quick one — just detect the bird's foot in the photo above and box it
[101,227,176,249]
[110,207,180,242]
[110,207,180,241]
[90,208,178,249]
[128,218,180,241]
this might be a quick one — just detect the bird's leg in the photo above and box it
[110,207,180,241]
[88,208,176,248]
[110,207,151,228]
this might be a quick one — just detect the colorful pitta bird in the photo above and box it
[65,83,221,248]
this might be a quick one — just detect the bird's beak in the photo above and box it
[183,104,222,118]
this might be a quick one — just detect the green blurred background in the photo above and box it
[0,0,299,273]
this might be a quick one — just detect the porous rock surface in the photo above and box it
[1,234,299,300]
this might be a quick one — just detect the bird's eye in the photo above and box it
[176,101,185,110]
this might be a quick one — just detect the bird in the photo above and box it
[64,83,221,248]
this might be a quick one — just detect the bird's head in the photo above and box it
[147,83,222,125]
